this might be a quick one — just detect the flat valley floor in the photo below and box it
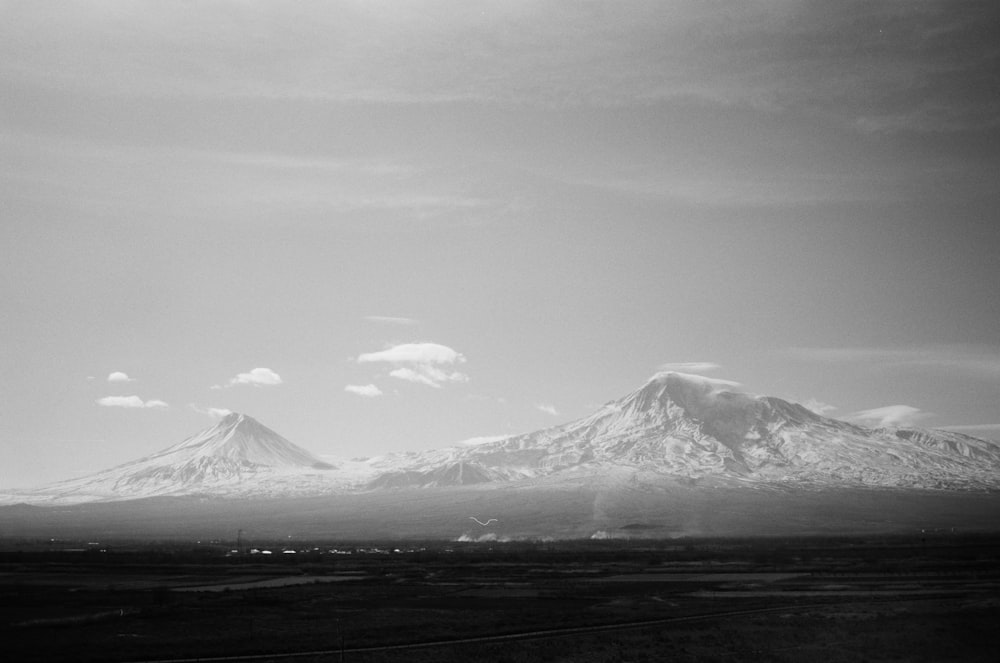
[2,535,998,662]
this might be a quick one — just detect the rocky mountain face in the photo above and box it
[370,372,1000,491]
[14,413,343,504]
[8,373,1000,506]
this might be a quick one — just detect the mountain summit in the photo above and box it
[371,371,1000,490]
[165,413,333,470]
[9,373,1000,507]
[26,413,335,503]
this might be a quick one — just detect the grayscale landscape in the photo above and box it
[2,2,999,662]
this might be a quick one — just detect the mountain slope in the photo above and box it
[369,372,1000,490]
[19,414,361,503]
[7,373,1000,506]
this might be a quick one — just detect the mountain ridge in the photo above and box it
[5,372,1000,506]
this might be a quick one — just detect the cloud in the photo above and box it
[8,2,995,133]
[96,395,168,409]
[107,371,135,383]
[214,367,283,389]
[457,435,511,447]
[657,362,721,374]
[651,372,742,392]
[388,367,443,388]
[802,398,837,416]
[358,343,464,365]
[849,405,932,428]
[358,342,468,388]
[345,384,383,398]
[363,316,418,326]
[785,344,1000,379]
[190,404,232,419]
[536,404,559,416]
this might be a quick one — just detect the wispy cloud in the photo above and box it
[5,3,993,132]
[1,131,497,227]
[802,398,837,416]
[363,316,419,326]
[657,362,720,374]
[213,367,283,389]
[357,343,468,389]
[107,371,135,383]
[345,384,383,398]
[190,404,232,419]
[456,435,511,447]
[785,345,1000,379]
[96,395,168,409]
[651,372,742,392]
[536,403,559,416]
[849,405,932,428]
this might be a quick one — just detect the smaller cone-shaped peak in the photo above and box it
[158,413,331,469]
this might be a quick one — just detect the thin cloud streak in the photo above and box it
[363,316,419,326]
[786,345,1000,379]
[849,405,932,428]
[1,132,495,226]
[4,2,995,132]
[658,362,721,374]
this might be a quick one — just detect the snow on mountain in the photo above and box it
[18,413,374,504]
[8,373,1000,505]
[368,372,1000,490]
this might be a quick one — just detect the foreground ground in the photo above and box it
[1,534,997,662]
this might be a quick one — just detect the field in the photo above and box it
[1,534,998,662]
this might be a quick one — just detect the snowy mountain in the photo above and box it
[14,413,368,504]
[368,372,1000,491]
[7,373,1000,506]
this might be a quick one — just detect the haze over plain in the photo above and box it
[2,1,1000,488]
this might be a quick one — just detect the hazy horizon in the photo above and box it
[3,2,1000,488]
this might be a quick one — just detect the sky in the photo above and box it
[2,1,1000,488]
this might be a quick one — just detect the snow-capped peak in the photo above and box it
[155,412,331,469]
[645,371,742,392]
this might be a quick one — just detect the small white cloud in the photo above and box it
[456,435,511,447]
[389,367,443,388]
[190,404,233,418]
[363,316,419,326]
[358,343,464,365]
[802,398,837,416]
[536,403,559,416]
[657,362,721,373]
[217,367,283,388]
[345,384,383,398]
[650,371,742,392]
[97,395,168,409]
[358,342,468,388]
[850,405,931,428]
[107,371,135,383]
